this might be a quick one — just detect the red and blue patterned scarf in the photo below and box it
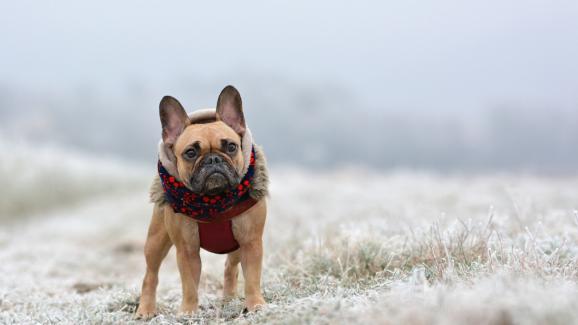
[158,147,256,221]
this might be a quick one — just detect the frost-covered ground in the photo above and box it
[1,146,578,324]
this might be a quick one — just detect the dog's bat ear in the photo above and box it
[216,85,246,136]
[159,96,190,146]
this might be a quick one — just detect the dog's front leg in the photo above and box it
[135,205,173,320]
[175,244,201,315]
[233,200,267,312]
[240,239,266,311]
[164,209,202,316]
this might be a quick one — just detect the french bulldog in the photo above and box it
[135,86,268,319]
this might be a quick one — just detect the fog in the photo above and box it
[3,5,578,321]
[1,1,577,172]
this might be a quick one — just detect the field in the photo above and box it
[2,143,578,324]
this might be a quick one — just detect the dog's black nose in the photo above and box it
[203,154,223,165]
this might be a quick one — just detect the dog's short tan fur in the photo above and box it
[135,86,267,319]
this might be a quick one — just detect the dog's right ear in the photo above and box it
[160,96,190,146]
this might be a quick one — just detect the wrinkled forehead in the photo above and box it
[174,121,240,152]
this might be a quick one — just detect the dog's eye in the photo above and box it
[227,143,237,154]
[184,148,197,159]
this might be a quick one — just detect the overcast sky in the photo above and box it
[1,0,577,112]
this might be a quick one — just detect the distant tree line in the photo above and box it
[1,84,577,173]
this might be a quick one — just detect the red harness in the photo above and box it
[158,148,258,254]
[196,197,257,254]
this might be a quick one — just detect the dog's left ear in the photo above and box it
[216,85,246,136]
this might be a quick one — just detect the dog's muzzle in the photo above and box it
[190,153,240,195]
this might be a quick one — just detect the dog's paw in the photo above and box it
[134,308,157,320]
[244,295,266,312]
[177,304,198,318]
[177,310,197,318]
[134,300,158,320]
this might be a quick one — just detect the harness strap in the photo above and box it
[194,197,258,224]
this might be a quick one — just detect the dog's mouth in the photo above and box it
[202,171,230,195]
[188,160,241,195]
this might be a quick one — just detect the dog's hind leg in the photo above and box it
[135,205,173,320]
[223,249,241,299]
